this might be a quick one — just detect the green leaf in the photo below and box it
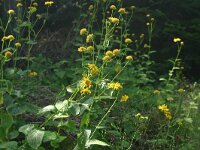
[39,105,55,114]
[0,141,18,150]
[86,139,110,148]
[27,129,44,149]
[43,131,57,142]
[0,112,13,140]
[19,124,35,135]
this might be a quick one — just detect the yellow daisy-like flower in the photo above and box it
[78,46,86,52]
[80,74,92,89]
[80,28,87,36]
[87,63,99,76]
[173,38,181,43]
[140,34,144,38]
[118,8,126,14]
[108,82,123,90]
[88,5,94,11]
[158,104,169,112]
[178,88,185,93]
[28,72,38,77]
[164,111,172,120]
[44,1,54,6]
[125,38,133,43]
[8,9,15,15]
[110,5,116,10]
[153,90,161,95]
[15,42,21,47]
[80,88,91,95]
[108,17,120,24]
[113,49,120,56]
[86,34,94,43]
[102,55,112,62]
[105,50,114,57]
[4,51,13,58]
[87,46,94,51]
[120,95,129,102]
[17,3,23,7]
[126,55,133,61]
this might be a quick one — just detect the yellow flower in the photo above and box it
[4,51,13,58]
[80,88,91,95]
[121,95,129,102]
[28,72,38,77]
[17,3,23,7]
[88,5,94,11]
[173,38,181,43]
[140,34,144,38]
[118,8,126,14]
[87,46,94,51]
[164,111,172,120]
[45,1,54,6]
[7,35,15,41]
[86,34,94,43]
[78,46,86,52]
[8,9,15,15]
[108,82,123,90]
[178,88,185,93]
[113,49,120,56]
[87,63,99,76]
[110,5,116,10]
[158,104,169,112]
[108,17,119,24]
[105,50,114,57]
[102,55,112,62]
[126,55,133,61]
[36,14,42,19]
[153,90,160,95]
[80,74,92,89]
[125,38,132,43]
[15,42,21,47]
[80,28,87,36]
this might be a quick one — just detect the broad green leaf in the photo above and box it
[0,141,18,150]
[43,131,57,142]
[0,112,13,140]
[19,124,35,135]
[39,105,55,114]
[27,129,44,149]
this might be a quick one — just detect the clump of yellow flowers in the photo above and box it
[80,74,93,95]
[1,35,15,41]
[4,51,13,58]
[158,104,172,120]
[120,95,129,102]
[107,82,123,90]
[108,17,120,24]
[87,63,99,76]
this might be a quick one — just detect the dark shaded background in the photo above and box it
[1,0,200,80]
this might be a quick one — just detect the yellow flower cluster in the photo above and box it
[86,34,94,43]
[108,17,120,24]
[120,95,129,102]
[4,51,13,58]
[108,82,123,90]
[158,104,172,120]
[80,28,87,36]
[80,74,92,95]
[125,38,133,43]
[8,9,15,15]
[28,72,38,77]
[126,55,133,61]
[15,42,21,47]
[153,90,161,95]
[17,3,23,7]
[110,5,116,10]
[87,63,99,76]
[78,46,94,53]
[102,49,120,62]
[45,1,54,6]
[88,5,94,11]
[173,38,181,43]
[118,8,127,14]
[1,35,15,41]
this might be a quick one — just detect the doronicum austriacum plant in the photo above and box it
[0,0,200,150]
